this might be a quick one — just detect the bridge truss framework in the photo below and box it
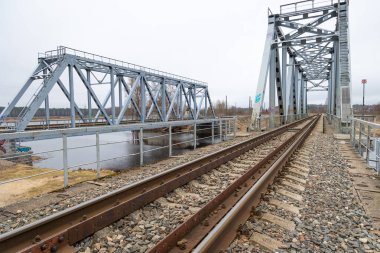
[250,0,351,129]
[0,47,215,131]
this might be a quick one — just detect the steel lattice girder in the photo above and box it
[0,47,216,131]
[250,0,352,129]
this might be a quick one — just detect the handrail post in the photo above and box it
[366,125,370,163]
[139,127,143,166]
[359,122,362,156]
[193,123,197,150]
[169,124,172,157]
[62,134,68,188]
[211,121,215,144]
[225,119,228,140]
[96,132,100,178]
[376,139,380,176]
[233,118,237,138]
[219,119,222,141]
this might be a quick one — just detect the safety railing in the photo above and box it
[39,46,207,86]
[351,118,380,175]
[0,118,237,188]
[325,113,352,133]
[353,115,376,122]
[280,0,344,14]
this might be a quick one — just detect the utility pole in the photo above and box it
[362,79,367,119]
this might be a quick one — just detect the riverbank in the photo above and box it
[0,161,115,207]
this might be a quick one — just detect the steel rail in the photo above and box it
[146,115,319,253]
[192,115,319,253]
[0,116,312,253]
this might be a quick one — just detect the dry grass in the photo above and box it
[0,163,115,207]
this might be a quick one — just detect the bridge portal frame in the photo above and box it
[250,0,352,130]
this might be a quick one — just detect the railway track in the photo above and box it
[0,115,319,253]
[227,117,323,252]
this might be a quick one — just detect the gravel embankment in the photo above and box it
[0,134,255,235]
[285,133,380,252]
[229,119,380,252]
[74,132,296,253]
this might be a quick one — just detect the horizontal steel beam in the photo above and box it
[0,118,235,141]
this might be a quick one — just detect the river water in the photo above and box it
[24,131,220,171]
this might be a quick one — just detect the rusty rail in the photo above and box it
[191,115,318,253]
[0,116,313,253]
[149,117,319,253]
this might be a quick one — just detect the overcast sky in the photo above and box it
[0,0,379,109]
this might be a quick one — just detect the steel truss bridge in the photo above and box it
[0,47,215,131]
[250,0,351,129]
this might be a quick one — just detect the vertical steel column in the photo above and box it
[118,76,123,116]
[193,85,197,119]
[269,47,276,129]
[63,134,68,187]
[43,68,50,128]
[188,87,192,118]
[140,127,144,166]
[212,121,215,144]
[205,90,208,118]
[140,76,146,123]
[295,71,301,116]
[327,71,332,115]
[292,67,299,117]
[110,67,115,124]
[193,123,197,150]
[169,124,172,157]
[282,47,287,118]
[285,56,295,121]
[96,132,100,178]
[305,89,308,114]
[162,79,166,121]
[68,64,75,128]
[86,69,92,122]
[335,41,341,118]
[330,48,337,115]
[300,77,304,114]
[302,78,307,114]
[179,83,183,120]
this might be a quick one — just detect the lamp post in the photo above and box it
[362,79,367,119]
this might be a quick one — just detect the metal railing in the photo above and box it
[325,113,351,133]
[280,0,344,14]
[0,118,237,188]
[39,46,207,86]
[351,118,380,175]
[353,115,376,122]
